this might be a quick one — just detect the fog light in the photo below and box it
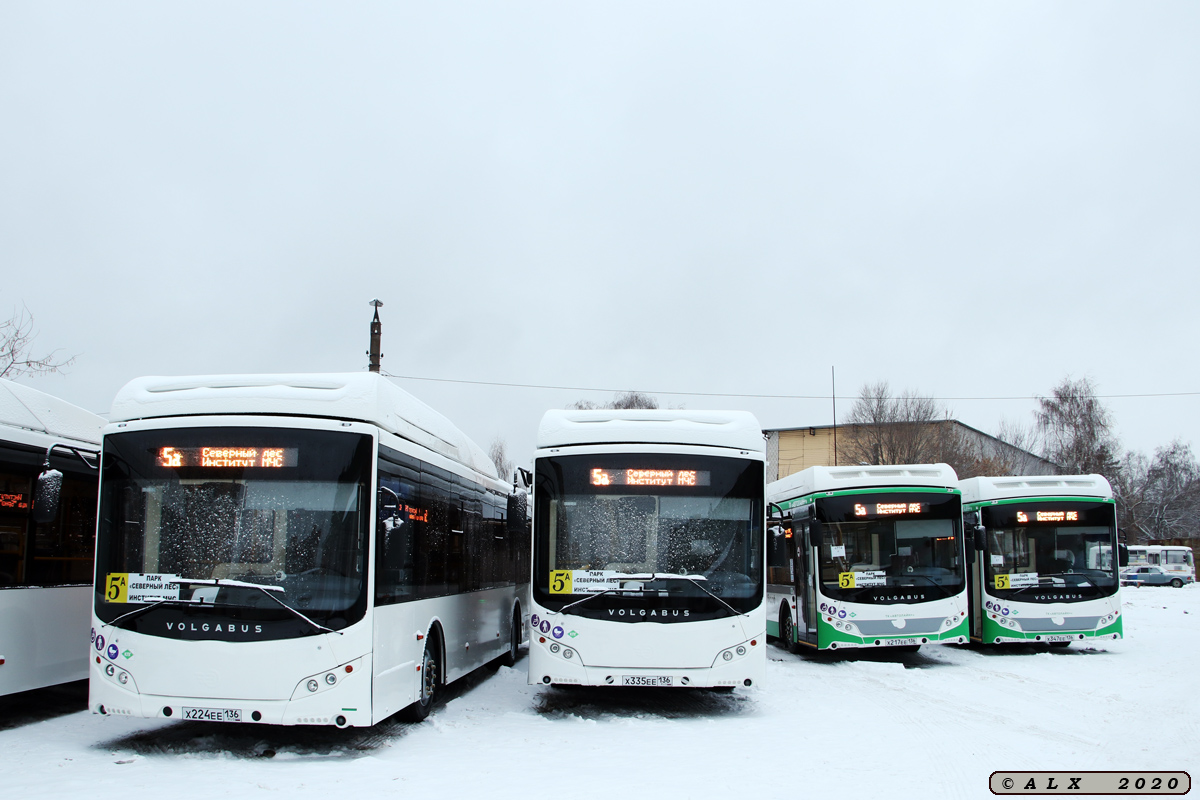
[542,676,551,684]
[325,673,337,685]
[162,706,172,717]
[722,651,733,661]
[743,679,752,687]
[307,679,319,692]
[336,715,347,727]
[252,711,262,722]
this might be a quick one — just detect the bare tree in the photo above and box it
[1035,376,1119,477]
[978,418,1047,476]
[488,437,514,482]
[570,390,660,410]
[1113,441,1200,543]
[0,305,76,378]
[841,381,966,469]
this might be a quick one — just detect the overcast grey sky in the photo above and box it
[3,2,1197,467]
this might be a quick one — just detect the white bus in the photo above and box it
[1,378,103,696]
[1126,545,1194,585]
[528,410,765,689]
[85,373,529,726]
[959,474,1123,647]
[767,464,969,653]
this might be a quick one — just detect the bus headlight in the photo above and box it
[307,680,319,693]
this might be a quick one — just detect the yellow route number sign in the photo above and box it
[105,573,129,603]
[549,570,573,595]
[994,574,1011,590]
[838,571,855,589]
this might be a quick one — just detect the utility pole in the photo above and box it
[368,299,383,373]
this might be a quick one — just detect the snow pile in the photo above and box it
[5,586,1198,799]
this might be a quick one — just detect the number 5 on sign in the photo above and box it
[549,570,573,595]
[838,571,855,589]
[105,573,128,603]
[994,574,1011,590]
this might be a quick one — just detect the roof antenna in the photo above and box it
[368,299,383,373]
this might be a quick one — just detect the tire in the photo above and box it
[499,608,521,668]
[399,637,440,722]
[779,605,797,653]
[1171,578,1184,588]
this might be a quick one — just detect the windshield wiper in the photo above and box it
[102,597,218,631]
[557,588,620,616]
[167,576,341,635]
[556,573,741,619]
[650,573,741,618]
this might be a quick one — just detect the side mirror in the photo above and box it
[515,467,532,490]
[33,468,63,524]
[767,502,784,522]
[507,492,528,537]
[973,525,986,552]
[809,520,825,548]
[1118,543,1129,568]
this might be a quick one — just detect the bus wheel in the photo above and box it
[399,638,440,722]
[779,606,797,654]
[500,608,521,668]
[1171,578,1184,588]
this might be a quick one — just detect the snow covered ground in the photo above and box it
[5,586,1198,799]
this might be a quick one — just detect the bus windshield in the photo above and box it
[94,427,372,638]
[533,454,763,619]
[817,491,964,603]
[982,501,1118,601]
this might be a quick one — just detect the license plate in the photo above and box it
[182,706,242,722]
[622,675,673,687]
[884,638,919,647]
[1042,635,1075,643]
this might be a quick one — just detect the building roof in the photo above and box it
[538,409,765,452]
[109,373,497,478]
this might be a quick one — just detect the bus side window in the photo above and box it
[375,467,418,606]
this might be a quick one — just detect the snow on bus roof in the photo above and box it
[0,378,104,449]
[958,474,1112,503]
[109,373,498,479]
[769,463,958,500]
[537,409,764,452]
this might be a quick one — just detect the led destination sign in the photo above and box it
[0,491,29,510]
[158,446,298,469]
[1016,510,1080,523]
[590,468,711,487]
[853,502,928,517]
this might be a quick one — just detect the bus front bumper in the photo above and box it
[89,656,374,727]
